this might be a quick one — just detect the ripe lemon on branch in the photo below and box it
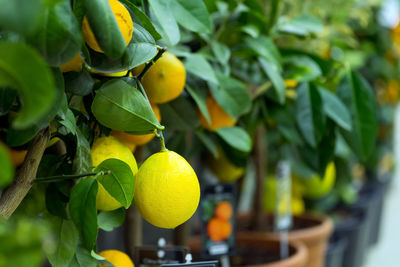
[208,147,244,183]
[200,95,236,130]
[299,161,336,199]
[99,250,134,267]
[132,52,186,104]
[112,103,161,148]
[82,0,133,53]
[134,145,200,229]
[91,136,138,211]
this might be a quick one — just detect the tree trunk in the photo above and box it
[0,127,50,219]
[252,125,266,230]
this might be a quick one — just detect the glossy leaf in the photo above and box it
[69,178,98,250]
[0,88,17,115]
[337,71,378,161]
[0,0,42,35]
[159,97,200,131]
[211,41,231,65]
[95,159,135,208]
[91,79,162,132]
[0,42,55,129]
[64,70,94,96]
[170,0,211,33]
[259,57,286,104]
[278,15,323,36]
[84,0,127,58]
[73,128,92,174]
[0,144,14,187]
[195,130,218,157]
[318,87,352,131]
[246,36,281,66]
[283,55,322,82]
[216,127,252,152]
[149,0,180,45]
[184,53,218,85]
[186,85,210,124]
[98,209,126,231]
[296,83,325,148]
[47,217,79,267]
[68,245,98,267]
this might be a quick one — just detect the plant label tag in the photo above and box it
[135,244,189,266]
[161,260,219,267]
[274,161,292,231]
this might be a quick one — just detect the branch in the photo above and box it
[0,128,50,219]
[136,47,167,81]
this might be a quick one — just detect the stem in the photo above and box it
[136,47,167,81]
[156,130,168,152]
[34,172,99,183]
[136,79,150,102]
[267,0,281,34]
[0,128,51,219]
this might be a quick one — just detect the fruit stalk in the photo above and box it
[136,46,167,81]
[0,128,51,219]
[34,172,102,183]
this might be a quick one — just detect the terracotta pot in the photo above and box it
[189,234,308,267]
[237,213,333,267]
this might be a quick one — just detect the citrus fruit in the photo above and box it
[301,161,336,199]
[215,201,233,220]
[284,79,298,88]
[291,196,305,215]
[208,147,244,182]
[60,53,83,73]
[91,136,138,211]
[89,69,129,77]
[132,52,186,104]
[99,250,134,267]
[6,147,27,167]
[82,0,133,53]
[200,95,236,130]
[207,218,232,242]
[111,104,161,147]
[134,150,200,229]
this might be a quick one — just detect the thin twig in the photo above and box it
[34,172,100,184]
[136,47,167,81]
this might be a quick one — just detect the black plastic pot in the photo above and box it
[324,234,347,267]
[331,209,368,267]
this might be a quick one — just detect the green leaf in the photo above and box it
[195,130,218,157]
[149,0,180,45]
[170,0,211,33]
[159,96,200,131]
[69,178,98,250]
[84,0,128,58]
[68,245,98,267]
[296,83,325,148]
[0,87,17,115]
[0,42,55,129]
[0,144,14,187]
[210,41,230,65]
[337,71,378,162]
[95,159,135,208]
[47,217,79,267]
[64,70,94,96]
[30,0,82,66]
[186,85,210,124]
[0,0,42,35]
[216,127,252,153]
[258,57,285,104]
[73,128,92,174]
[278,15,323,36]
[184,53,218,84]
[210,73,251,118]
[45,184,68,219]
[283,55,322,82]
[318,87,352,131]
[120,0,162,40]
[98,209,126,231]
[59,109,77,136]
[246,36,281,66]
[91,79,162,132]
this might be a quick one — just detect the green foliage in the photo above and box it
[0,144,14,186]
[98,209,126,231]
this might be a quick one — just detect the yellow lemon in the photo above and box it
[134,151,200,229]
[99,250,134,267]
[301,162,336,199]
[91,136,138,211]
[82,0,133,53]
[200,95,236,131]
[132,52,186,104]
[208,147,244,183]
[111,104,161,147]
[60,53,83,73]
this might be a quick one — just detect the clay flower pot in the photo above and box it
[237,213,333,267]
[189,234,308,267]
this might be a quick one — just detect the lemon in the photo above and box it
[91,136,138,211]
[301,162,336,199]
[208,147,244,183]
[132,52,186,104]
[60,53,83,73]
[134,150,200,229]
[82,0,133,53]
[200,95,236,130]
[99,250,134,267]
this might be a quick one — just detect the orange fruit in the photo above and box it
[99,250,134,267]
[200,95,236,130]
[207,218,232,242]
[132,52,186,104]
[215,201,233,220]
[60,53,83,72]
[111,104,161,147]
[82,0,133,53]
[7,148,27,167]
